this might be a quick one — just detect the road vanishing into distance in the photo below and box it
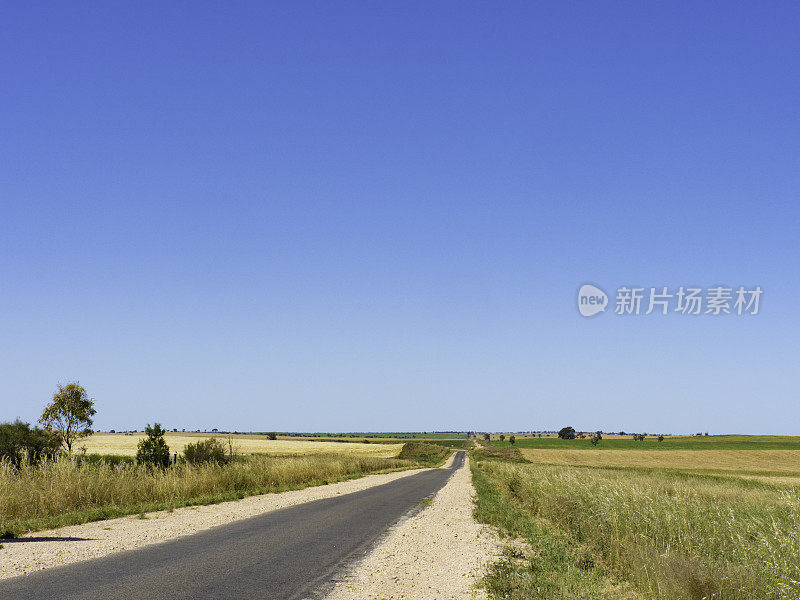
[0,451,464,600]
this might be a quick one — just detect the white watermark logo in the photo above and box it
[578,284,762,317]
[577,284,608,317]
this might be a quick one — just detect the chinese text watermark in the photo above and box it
[578,285,762,317]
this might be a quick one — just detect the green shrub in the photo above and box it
[184,438,227,465]
[136,423,170,468]
[0,420,60,467]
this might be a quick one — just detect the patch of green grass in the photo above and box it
[473,445,529,463]
[423,439,474,450]
[396,442,451,466]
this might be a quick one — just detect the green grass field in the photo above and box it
[491,434,800,450]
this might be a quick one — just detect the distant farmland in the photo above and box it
[490,433,800,450]
[82,432,403,458]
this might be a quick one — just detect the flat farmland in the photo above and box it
[82,433,403,458]
[492,433,800,450]
[519,448,800,476]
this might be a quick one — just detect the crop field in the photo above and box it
[81,433,403,458]
[519,448,800,477]
[491,434,800,450]
[277,432,469,440]
[473,436,800,600]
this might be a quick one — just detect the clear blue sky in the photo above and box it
[2,2,798,434]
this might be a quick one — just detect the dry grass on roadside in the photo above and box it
[474,458,800,600]
[0,453,411,535]
[81,433,402,458]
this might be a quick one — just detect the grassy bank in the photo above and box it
[0,443,444,535]
[396,441,452,466]
[471,446,800,599]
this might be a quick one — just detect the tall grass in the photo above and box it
[0,453,412,535]
[474,458,800,600]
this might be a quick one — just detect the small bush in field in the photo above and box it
[136,423,170,468]
[184,438,227,465]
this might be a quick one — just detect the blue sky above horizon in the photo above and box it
[2,2,798,434]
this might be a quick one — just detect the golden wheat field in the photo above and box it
[81,433,403,458]
[520,448,800,475]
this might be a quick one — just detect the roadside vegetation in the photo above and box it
[396,441,452,466]
[1,451,423,535]
[2,385,456,536]
[471,440,800,600]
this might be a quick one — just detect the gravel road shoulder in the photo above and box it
[0,466,428,581]
[325,454,502,600]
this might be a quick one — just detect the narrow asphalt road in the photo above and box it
[0,451,465,600]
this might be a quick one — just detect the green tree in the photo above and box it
[558,426,577,440]
[483,433,490,441]
[509,435,516,445]
[0,420,60,467]
[39,382,96,454]
[499,434,506,441]
[136,423,171,468]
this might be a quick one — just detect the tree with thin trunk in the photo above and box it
[39,382,96,454]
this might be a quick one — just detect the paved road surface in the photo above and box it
[0,451,464,600]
